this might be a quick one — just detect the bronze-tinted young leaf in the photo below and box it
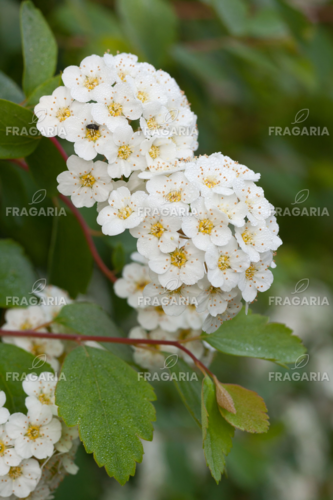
[219,384,269,433]
[213,376,236,414]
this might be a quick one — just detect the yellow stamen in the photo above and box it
[149,145,160,159]
[203,177,218,188]
[198,219,214,234]
[165,191,182,203]
[26,425,40,441]
[0,441,5,454]
[8,467,22,479]
[85,127,101,142]
[170,249,187,268]
[147,118,158,129]
[56,107,71,122]
[137,91,149,103]
[38,393,52,405]
[118,145,132,160]
[20,320,33,330]
[84,76,99,90]
[150,222,165,238]
[117,207,133,220]
[218,255,230,271]
[80,173,96,187]
[242,230,253,244]
[245,265,256,280]
[108,102,123,117]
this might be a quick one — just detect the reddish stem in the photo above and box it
[0,329,213,377]
[49,137,68,162]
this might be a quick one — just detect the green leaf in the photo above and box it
[0,344,53,413]
[20,1,57,96]
[56,345,156,484]
[219,384,269,433]
[112,243,125,273]
[0,71,25,104]
[0,99,40,159]
[48,212,93,298]
[0,239,36,307]
[212,0,249,36]
[201,308,305,366]
[168,357,202,427]
[25,75,62,108]
[26,136,66,197]
[117,0,177,67]
[54,302,133,362]
[201,376,234,483]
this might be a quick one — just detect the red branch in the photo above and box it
[0,329,213,377]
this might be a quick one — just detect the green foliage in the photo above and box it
[0,71,24,103]
[0,99,40,159]
[0,343,53,413]
[20,1,57,97]
[56,346,156,485]
[48,212,93,298]
[202,309,305,365]
[0,239,36,307]
[212,0,249,36]
[201,376,234,483]
[25,75,62,108]
[219,384,269,433]
[26,136,66,197]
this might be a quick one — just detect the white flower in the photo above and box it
[182,197,232,251]
[146,172,199,216]
[129,71,168,111]
[2,307,46,333]
[55,422,79,453]
[226,157,260,181]
[204,193,248,227]
[0,459,41,499]
[238,252,274,302]
[130,199,181,257]
[148,240,205,290]
[34,86,81,138]
[114,263,151,308]
[23,373,58,416]
[57,155,113,208]
[3,337,64,373]
[235,221,274,262]
[265,215,282,251]
[140,104,171,139]
[97,187,147,236]
[62,55,116,102]
[62,453,79,475]
[181,305,207,330]
[140,136,179,177]
[0,425,22,475]
[92,83,142,132]
[137,306,185,332]
[143,276,201,316]
[233,179,273,225]
[203,291,243,334]
[105,125,146,178]
[129,327,177,369]
[0,394,9,425]
[38,285,72,322]
[184,154,236,197]
[6,405,61,460]
[196,276,239,317]
[205,237,250,291]
[104,53,139,84]
[174,328,204,363]
[64,104,113,161]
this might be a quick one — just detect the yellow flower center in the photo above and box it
[108,102,123,117]
[165,191,182,203]
[85,124,101,142]
[149,146,160,159]
[147,118,158,129]
[198,218,214,234]
[84,76,99,90]
[20,320,33,330]
[170,249,187,268]
[203,177,218,188]
[137,91,149,103]
[118,145,132,160]
[179,329,191,340]
[242,230,253,244]
[56,107,71,122]
[218,255,230,271]
[150,222,165,238]
[38,393,52,405]
[155,306,165,315]
[8,467,22,479]
[31,343,45,356]
[245,265,256,280]
[118,71,127,82]
[80,173,96,188]
[0,441,6,454]
[26,425,40,441]
[117,206,133,220]
[136,280,150,292]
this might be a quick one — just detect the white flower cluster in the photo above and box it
[0,379,78,499]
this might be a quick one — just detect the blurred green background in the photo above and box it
[0,0,333,499]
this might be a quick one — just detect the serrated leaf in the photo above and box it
[48,212,93,298]
[201,308,305,366]
[0,239,36,307]
[168,357,202,427]
[26,137,66,197]
[0,71,25,104]
[219,384,269,433]
[54,302,132,362]
[20,1,57,96]
[0,99,40,159]
[56,346,156,484]
[0,344,53,413]
[25,75,62,108]
[201,376,234,483]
